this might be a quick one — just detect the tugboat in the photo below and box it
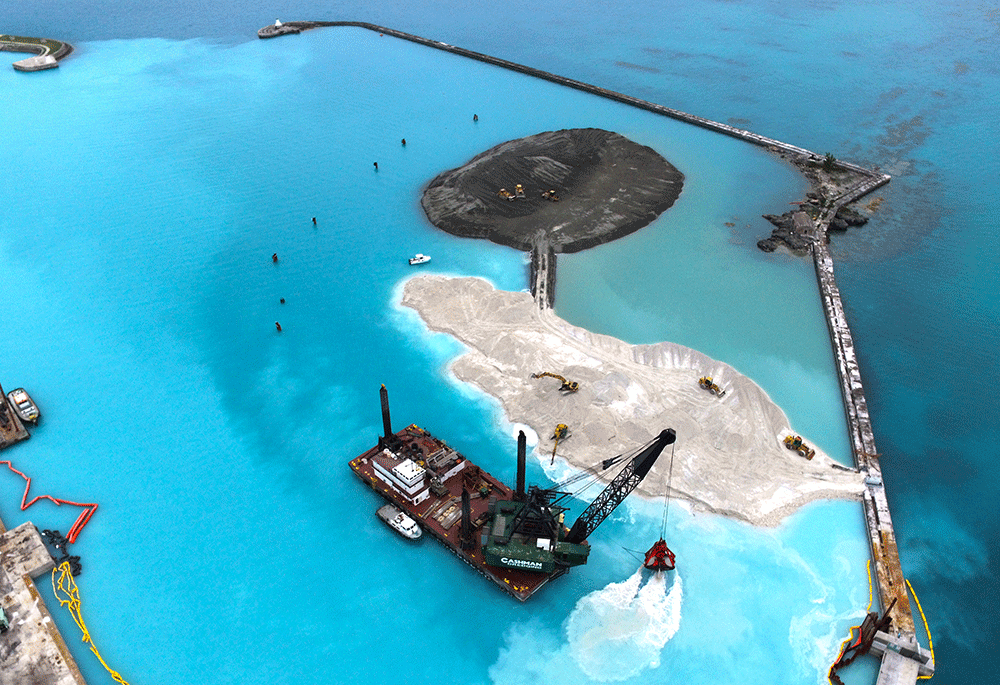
[408,253,431,265]
[376,503,422,540]
[6,388,39,425]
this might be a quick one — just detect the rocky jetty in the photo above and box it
[828,205,869,231]
[757,199,869,254]
[758,211,814,254]
[755,149,878,254]
[421,128,684,253]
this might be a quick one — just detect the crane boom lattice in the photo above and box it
[564,429,676,544]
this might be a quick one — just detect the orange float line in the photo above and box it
[2,460,98,544]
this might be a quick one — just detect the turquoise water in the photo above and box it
[555,137,849,458]
[2,1,994,682]
[0,29,868,685]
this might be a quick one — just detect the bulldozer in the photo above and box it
[783,434,816,460]
[698,376,726,397]
[532,372,580,393]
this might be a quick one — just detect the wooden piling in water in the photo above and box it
[0,382,30,451]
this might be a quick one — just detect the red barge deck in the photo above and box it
[349,422,566,601]
[350,386,676,601]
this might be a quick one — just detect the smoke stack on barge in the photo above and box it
[349,385,676,601]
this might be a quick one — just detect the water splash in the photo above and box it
[566,567,683,681]
[509,423,539,447]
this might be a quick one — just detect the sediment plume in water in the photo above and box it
[567,568,683,681]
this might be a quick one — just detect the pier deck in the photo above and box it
[529,237,556,309]
[813,195,934,683]
[0,520,87,685]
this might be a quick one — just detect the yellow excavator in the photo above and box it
[532,372,580,393]
[698,376,726,397]
[550,423,569,464]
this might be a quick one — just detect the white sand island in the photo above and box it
[401,274,863,527]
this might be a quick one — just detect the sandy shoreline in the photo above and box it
[401,274,864,527]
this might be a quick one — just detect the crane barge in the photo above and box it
[349,385,676,600]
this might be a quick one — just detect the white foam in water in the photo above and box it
[566,567,683,681]
[540,454,581,487]
[789,596,865,683]
[509,423,539,447]
[391,278,468,361]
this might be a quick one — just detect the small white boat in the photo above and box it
[377,503,422,540]
[408,253,431,265]
[6,388,39,425]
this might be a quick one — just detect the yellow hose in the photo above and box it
[51,561,132,685]
[830,564,934,683]
[905,578,935,680]
[864,557,873,613]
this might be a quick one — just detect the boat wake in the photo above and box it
[566,567,683,681]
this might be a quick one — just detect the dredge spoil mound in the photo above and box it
[421,128,684,253]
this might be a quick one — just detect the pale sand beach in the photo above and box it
[401,274,864,527]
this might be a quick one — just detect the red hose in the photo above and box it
[2,460,98,543]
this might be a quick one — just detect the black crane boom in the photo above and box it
[564,429,676,544]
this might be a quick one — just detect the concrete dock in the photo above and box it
[259,21,884,177]
[0,34,73,71]
[813,192,934,683]
[0,519,87,685]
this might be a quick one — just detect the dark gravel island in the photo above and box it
[420,128,684,254]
